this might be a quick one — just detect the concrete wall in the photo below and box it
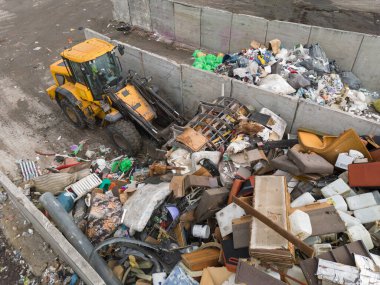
[352,35,380,92]
[174,3,201,48]
[181,65,232,119]
[308,27,363,71]
[149,0,175,39]
[230,14,268,52]
[85,27,380,135]
[231,80,298,132]
[111,0,131,23]
[200,7,232,53]
[141,51,183,112]
[291,100,380,135]
[112,40,145,76]
[128,0,152,31]
[266,20,311,49]
[110,0,380,92]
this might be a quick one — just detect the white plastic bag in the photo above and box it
[258,74,296,95]
[122,183,171,232]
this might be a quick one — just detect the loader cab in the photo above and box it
[60,38,122,101]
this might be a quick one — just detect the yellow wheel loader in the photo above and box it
[46,38,185,155]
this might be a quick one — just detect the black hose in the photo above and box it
[89,237,166,274]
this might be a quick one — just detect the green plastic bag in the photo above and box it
[111,161,121,173]
[119,158,132,172]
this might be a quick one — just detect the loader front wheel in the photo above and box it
[59,98,87,129]
[108,120,141,156]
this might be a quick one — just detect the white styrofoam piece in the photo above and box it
[291,192,315,208]
[346,192,378,211]
[216,202,245,237]
[337,210,362,228]
[335,153,354,170]
[354,205,380,224]
[321,178,351,198]
[347,224,374,250]
[289,210,312,240]
[319,195,348,212]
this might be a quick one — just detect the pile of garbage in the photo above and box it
[192,39,380,121]
[17,97,380,285]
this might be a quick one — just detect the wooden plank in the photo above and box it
[0,171,106,285]
[233,196,314,257]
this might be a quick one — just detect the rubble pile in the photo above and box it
[16,97,380,285]
[193,39,380,121]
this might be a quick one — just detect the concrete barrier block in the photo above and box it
[291,100,380,135]
[112,40,145,77]
[308,27,364,71]
[181,65,232,118]
[129,0,152,31]
[84,28,111,42]
[0,172,106,285]
[266,20,311,49]
[352,35,380,92]
[111,0,131,23]
[200,7,232,53]
[141,51,183,112]
[231,80,298,132]
[174,3,201,48]
[150,0,175,39]
[230,14,268,52]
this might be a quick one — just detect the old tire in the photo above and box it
[108,120,141,156]
[59,97,87,128]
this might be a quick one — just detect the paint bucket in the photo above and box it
[192,224,210,239]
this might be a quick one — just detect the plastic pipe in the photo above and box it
[39,192,122,285]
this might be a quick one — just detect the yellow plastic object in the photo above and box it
[298,129,372,164]
[61,38,114,63]
[115,84,156,122]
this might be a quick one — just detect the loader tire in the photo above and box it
[59,98,87,129]
[108,120,141,156]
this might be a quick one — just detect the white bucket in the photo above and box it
[152,272,167,285]
[192,224,211,239]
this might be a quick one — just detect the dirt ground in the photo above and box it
[0,0,379,284]
[0,0,114,283]
[184,0,380,35]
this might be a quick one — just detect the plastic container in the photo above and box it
[291,192,315,208]
[56,192,75,212]
[347,224,374,250]
[346,191,379,211]
[289,210,312,240]
[192,225,210,239]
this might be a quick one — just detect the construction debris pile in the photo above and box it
[192,39,380,121]
[18,97,380,284]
